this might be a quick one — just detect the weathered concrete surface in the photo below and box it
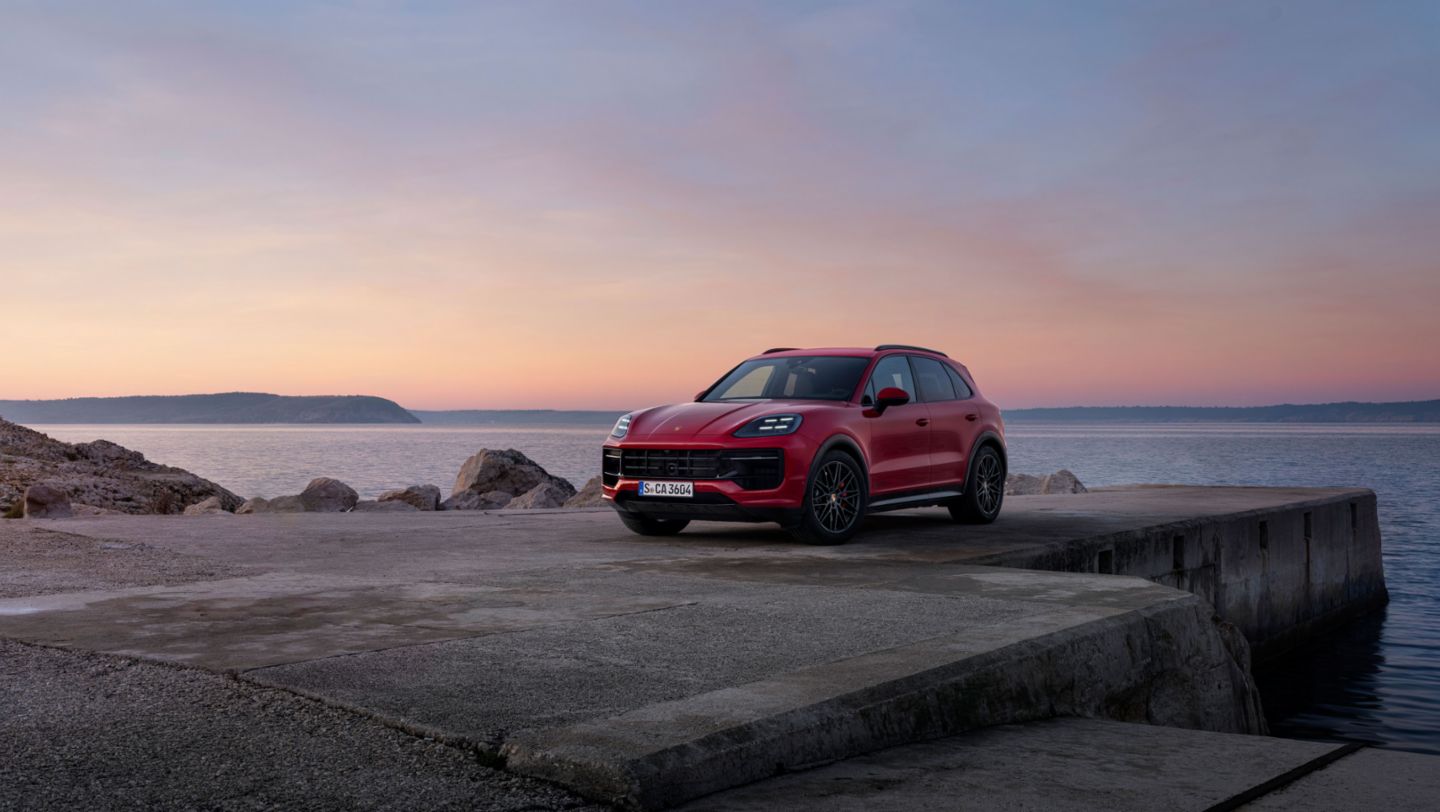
[965,486,1387,659]
[677,718,1341,811]
[1239,747,1440,811]
[0,639,599,812]
[680,718,1440,812]
[0,486,1387,809]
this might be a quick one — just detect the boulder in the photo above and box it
[235,497,269,515]
[297,477,359,512]
[264,495,307,513]
[441,490,513,511]
[183,496,231,516]
[1005,470,1088,496]
[450,449,576,504]
[1005,473,1044,496]
[351,499,419,512]
[23,484,72,519]
[508,481,572,509]
[564,476,606,508]
[378,484,441,512]
[1044,469,1088,494]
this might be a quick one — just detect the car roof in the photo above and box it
[751,346,952,360]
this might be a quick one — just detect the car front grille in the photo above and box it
[602,448,783,490]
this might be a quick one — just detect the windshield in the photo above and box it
[703,356,869,402]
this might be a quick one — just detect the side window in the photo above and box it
[866,355,916,401]
[945,365,974,399]
[912,356,957,402]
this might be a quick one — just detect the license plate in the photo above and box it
[638,481,694,498]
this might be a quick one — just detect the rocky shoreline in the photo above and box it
[1,417,241,518]
[3,416,1083,519]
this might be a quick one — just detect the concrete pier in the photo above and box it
[0,486,1397,809]
[963,486,1388,659]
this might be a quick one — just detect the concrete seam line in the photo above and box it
[1198,741,1367,812]
[234,671,508,760]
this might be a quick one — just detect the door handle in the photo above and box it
[916,418,930,427]
[965,413,979,422]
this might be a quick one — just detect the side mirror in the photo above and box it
[872,386,910,415]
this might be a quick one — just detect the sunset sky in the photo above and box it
[3,1,1438,410]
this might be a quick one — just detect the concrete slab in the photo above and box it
[1239,748,1440,811]
[22,485,1370,572]
[676,718,1344,811]
[0,487,1377,808]
[0,639,599,812]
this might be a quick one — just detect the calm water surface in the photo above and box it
[31,421,1440,754]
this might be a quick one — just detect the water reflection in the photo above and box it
[1256,609,1392,748]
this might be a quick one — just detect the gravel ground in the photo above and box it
[0,522,250,598]
[0,639,603,811]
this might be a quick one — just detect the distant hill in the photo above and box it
[0,393,420,424]
[411,409,624,427]
[1004,400,1440,423]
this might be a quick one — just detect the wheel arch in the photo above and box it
[973,431,1007,470]
[815,433,868,478]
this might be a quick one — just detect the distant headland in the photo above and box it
[0,393,419,424]
[1003,400,1440,423]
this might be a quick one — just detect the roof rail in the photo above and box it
[762,347,800,354]
[875,344,948,357]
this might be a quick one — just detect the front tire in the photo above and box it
[950,444,1004,524]
[618,513,690,536]
[789,451,867,545]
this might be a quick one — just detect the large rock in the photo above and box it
[1006,469,1088,496]
[0,416,241,515]
[564,476,606,508]
[441,490,513,511]
[23,484,72,519]
[264,495,307,513]
[183,496,231,516]
[235,497,269,515]
[351,499,419,513]
[508,481,572,510]
[298,477,359,512]
[378,484,441,512]
[451,449,576,504]
[1005,474,1044,496]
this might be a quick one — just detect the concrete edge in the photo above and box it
[972,489,1377,570]
[502,591,1260,810]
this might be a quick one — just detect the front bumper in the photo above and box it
[602,435,815,524]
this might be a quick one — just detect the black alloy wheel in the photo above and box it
[790,450,866,545]
[950,445,1005,524]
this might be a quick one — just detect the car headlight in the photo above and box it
[611,413,633,439]
[734,414,803,438]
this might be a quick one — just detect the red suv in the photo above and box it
[603,345,1006,544]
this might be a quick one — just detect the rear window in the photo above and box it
[912,356,957,402]
[704,356,869,402]
[946,365,974,398]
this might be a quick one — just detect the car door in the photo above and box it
[910,355,970,488]
[861,355,931,494]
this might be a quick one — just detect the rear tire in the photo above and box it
[950,445,1005,524]
[789,450,867,545]
[618,513,690,536]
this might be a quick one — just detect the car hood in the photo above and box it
[626,400,840,441]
